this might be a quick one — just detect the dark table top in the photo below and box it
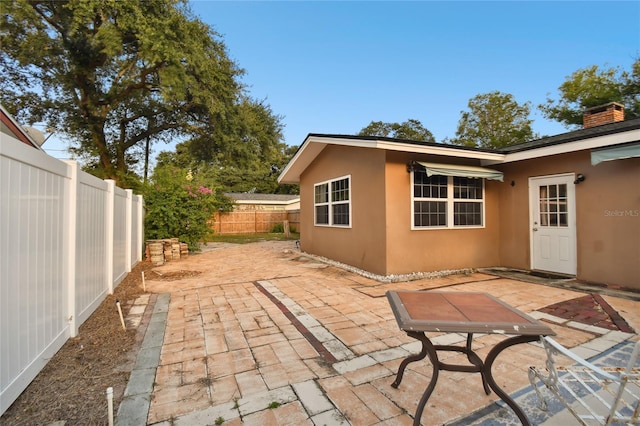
[386,290,555,336]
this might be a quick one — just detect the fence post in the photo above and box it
[125,189,133,272]
[64,160,79,337]
[136,195,144,262]
[105,180,115,294]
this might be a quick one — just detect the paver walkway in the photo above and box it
[119,241,639,426]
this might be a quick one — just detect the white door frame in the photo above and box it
[528,173,577,275]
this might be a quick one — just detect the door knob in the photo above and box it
[533,228,538,231]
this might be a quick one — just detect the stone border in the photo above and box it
[117,294,170,426]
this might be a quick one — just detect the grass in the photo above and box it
[207,232,300,244]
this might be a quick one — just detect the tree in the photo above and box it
[155,96,298,195]
[358,119,436,142]
[451,91,534,149]
[0,0,243,186]
[539,60,640,127]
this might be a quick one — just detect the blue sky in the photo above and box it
[42,1,639,159]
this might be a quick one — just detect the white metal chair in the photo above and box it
[528,336,640,425]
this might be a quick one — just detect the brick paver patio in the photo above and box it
[134,241,639,426]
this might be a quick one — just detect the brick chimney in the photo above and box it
[583,102,625,128]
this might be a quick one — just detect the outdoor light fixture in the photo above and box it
[407,161,418,173]
[574,174,586,184]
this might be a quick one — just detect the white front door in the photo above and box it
[529,174,577,275]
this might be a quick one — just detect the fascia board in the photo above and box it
[278,135,504,183]
[278,137,327,184]
[375,140,504,161]
[484,129,640,165]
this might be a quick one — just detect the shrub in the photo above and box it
[143,166,233,250]
[271,223,284,233]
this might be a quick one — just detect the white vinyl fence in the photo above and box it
[0,134,144,415]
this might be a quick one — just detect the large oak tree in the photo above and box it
[0,0,245,187]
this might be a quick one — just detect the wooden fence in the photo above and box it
[211,209,300,234]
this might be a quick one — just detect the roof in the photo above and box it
[225,193,300,204]
[499,117,640,153]
[278,119,640,183]
[0,105,44,150]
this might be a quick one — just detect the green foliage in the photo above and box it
[358,119,436,142]
[0,0,243,186]
[143,166,233,250]
[155,114,299,196]
[539,60,640,127]
[267,401,281,409]
[271,223,284,233]
[451,91,534,149]
[215,417,225,425]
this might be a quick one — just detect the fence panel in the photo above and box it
[130,194,143,267]
[73,165,109,328]
[0,138,70,415]
[112,185,128,288]
[287,210,300,231]
[212,209,300,235]
[0,135,143,415]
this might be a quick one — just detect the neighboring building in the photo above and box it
[0,105,45,150]
[278,103,640,290]
[225,192,300,211]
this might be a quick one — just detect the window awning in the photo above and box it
[416,161,504,181]
[591,142,640,165]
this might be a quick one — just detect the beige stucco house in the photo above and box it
[278,103,640,291]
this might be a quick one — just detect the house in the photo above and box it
[278,103,640,291]
[0,105,45,150]
[225,192,300,211]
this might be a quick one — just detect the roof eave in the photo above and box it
[277,134,505,184]
[488,126,640,165]
[234,199,300,205]
[0,105,44,151]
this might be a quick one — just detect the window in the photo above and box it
[539,184,568,227]
[412,170,484,228]
[314,176,351,227]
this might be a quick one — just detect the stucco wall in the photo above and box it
[300,146,502,276]
[496,151,640,290]
[299,143,638,288]
[384,152,502,274]
[299,145,388,274]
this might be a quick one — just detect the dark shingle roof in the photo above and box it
[305,118,640,155]
[498,118,640,153]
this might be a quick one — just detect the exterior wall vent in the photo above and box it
[583,102,625,128]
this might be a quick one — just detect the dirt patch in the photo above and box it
[1,261,155,426]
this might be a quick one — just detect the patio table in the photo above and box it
[386,290,555,426]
